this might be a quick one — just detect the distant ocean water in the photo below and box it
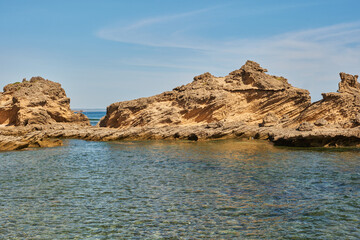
[81,111,106,126]
[0,140,359,239]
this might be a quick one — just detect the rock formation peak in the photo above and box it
[99,61,310,129]
[240,60,268,73]
[193,72,214,82]
[0,77,89,126]
[225,60,290,91]
[338,72,360,94]
[291,71,360,128]
[3,61,360,150]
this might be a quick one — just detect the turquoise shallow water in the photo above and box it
[0,140,359,239]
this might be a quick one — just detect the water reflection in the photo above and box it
[0,139,359,239]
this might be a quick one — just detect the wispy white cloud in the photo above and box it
[96,1,327,49]
[96,5,360,101]
[122,7,213,31]
[229,1,326,17]
[96,5,226,49]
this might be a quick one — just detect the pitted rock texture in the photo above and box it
[99,61,311,129]
[291,72,360,128]
[0,77,89,126]
[2,122,360,151]
[261,112,279,127]
[297,122,314,132]
[2,60,360,151]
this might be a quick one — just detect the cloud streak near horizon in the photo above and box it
[2,0,360,108]
[96,6,360,101]
[97,9,360,59]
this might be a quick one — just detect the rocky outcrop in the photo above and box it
[92,60,360,148]
[0,132,62,151]
[291,72,360,128]
[0,77,89,126]
[2,121,360,151]
[99,61,311,129]
[2,61,360,151]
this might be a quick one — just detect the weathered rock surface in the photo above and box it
[2,121,360,151]
[314,118,327,127]
[297,122,314,131]
[0,126,63,151]
[290,72,360,128]
[261,112,279,127]
[0,77,89,126]
[2,61,360,151]
[99,61,311,129]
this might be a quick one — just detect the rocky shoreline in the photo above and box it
[1,60,360,151]
[2,121,360,151]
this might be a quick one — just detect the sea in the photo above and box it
[80,110,106,126]
[0,112,359,239]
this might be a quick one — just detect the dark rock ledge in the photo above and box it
[1,122,360,151]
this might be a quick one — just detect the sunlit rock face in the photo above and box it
[291,72,360,128]
[99,60,311,129]
[0,77,89,126]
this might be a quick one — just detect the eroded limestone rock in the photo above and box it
[2,61,360,151]
[291,72,360,128]
[297,122,314,131]
[0,77,89,126]
[261,112,279,127]
[314,118,327,127]
[99,61,311,129]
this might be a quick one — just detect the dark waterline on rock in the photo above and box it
[0,140,359,239]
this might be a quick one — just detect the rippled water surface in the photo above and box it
[0,140,359,239]
[82,111,106,126]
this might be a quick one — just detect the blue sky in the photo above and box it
[1,0,360,108]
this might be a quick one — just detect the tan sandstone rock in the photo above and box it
[297,122,314,131]
[261,112,279,127]
[99,60,311,129]
[0,77,89,126]
[2,61,360,151]
[290,72,360,128]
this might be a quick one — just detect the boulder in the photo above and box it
[261,112,279,127]
[0,77,89,126]
[297,122,314,131]
[314,118,327,126]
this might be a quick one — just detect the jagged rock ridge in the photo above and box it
[2,61,360,151]
[0,77,89,126]
[99,61,311,129]
[291,72,360,128]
